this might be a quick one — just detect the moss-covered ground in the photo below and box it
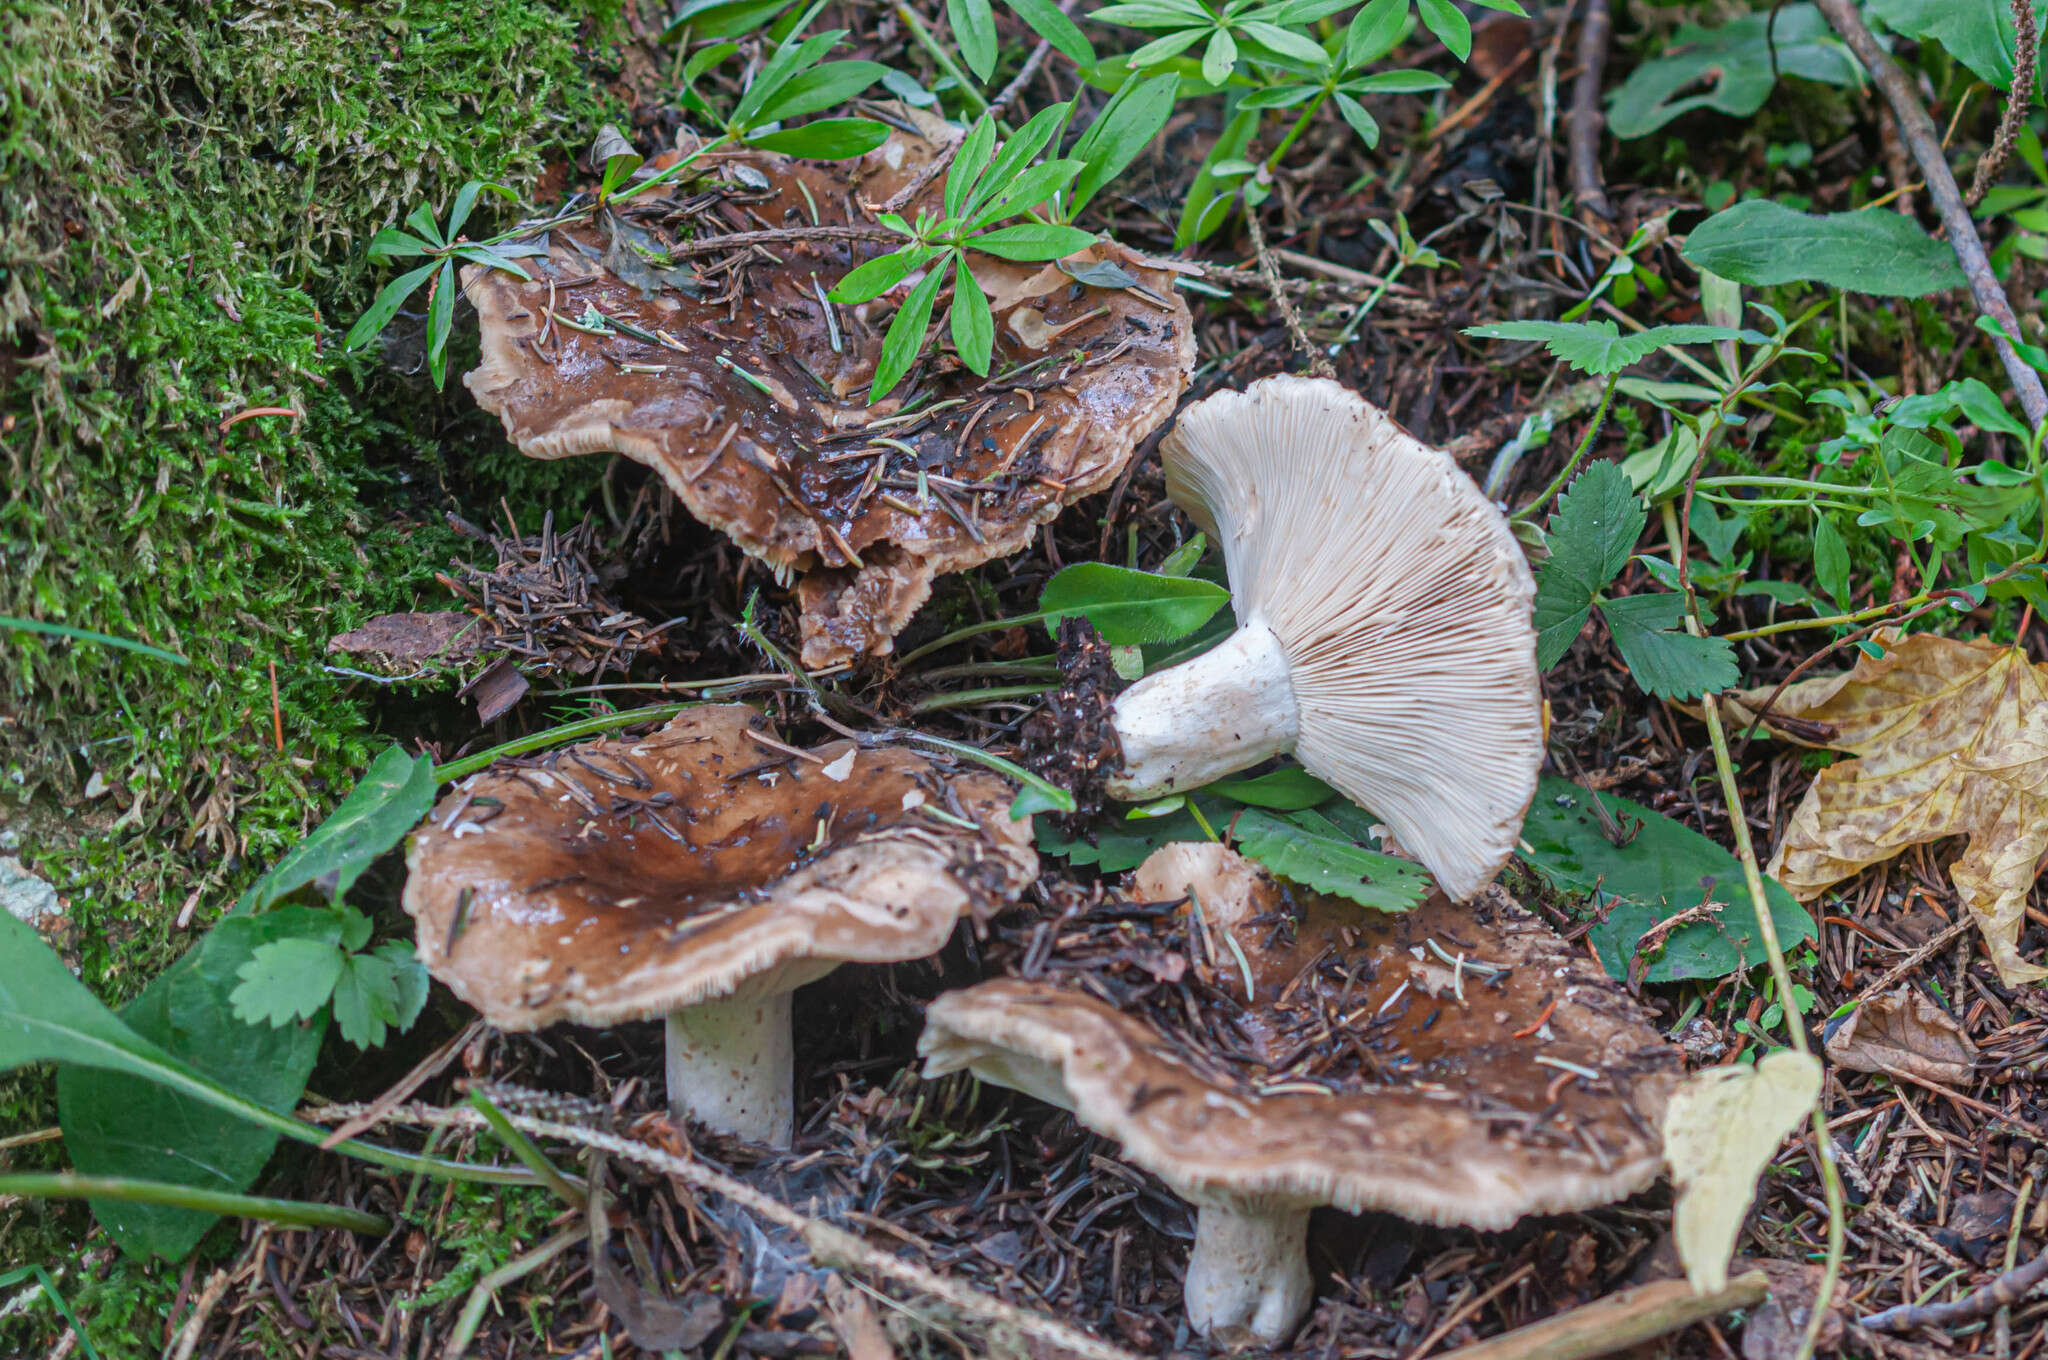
[1,0,615,1345]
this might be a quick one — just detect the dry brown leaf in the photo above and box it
[1727,633,2048,986]
[1823,986,1978,1085]
[824,1275,899,1360]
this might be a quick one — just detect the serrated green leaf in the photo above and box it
[332,951,403,1049]
[242,745,436,912]
[1599,592,1740,700]
[231,938,347,1028]
[869,258,949,401]
[1232,809,1433,911]
[1533,462,1643,668]
[1039,562,1230,644]
[1682,200,1965,298]
[1465,319,1742,376]
[1519,777,1816,982]
[951,259,995,374]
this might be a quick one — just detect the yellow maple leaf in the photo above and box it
[1727,633,2048,987]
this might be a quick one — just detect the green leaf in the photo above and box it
[1532,462,1645,668]
[1156,532,1206,576]
[1039,562,1231,644]
[966,222,1097,259]
[1240,82,1322,110]
[870,259,948,402]
[949,115,1000,220]
[1008,0,1095,62]
[1344,0,1409,69]
[1812,514,1852,607]
[733,26,846,127]
[1237,20,1327,65]
[1464,319,1742,376]
[746,118,893,158]
[1070,73,1179,215]
[1200,26,1237,83]
[404,200,445,247]
[1870,0,2042,90]
[1599,592,1740,700]
[425,259,456,390]
[1518,777,1816,983]
[332,951,403,1049]
[241,745,437,913]
[449,246,532,280]
[829,246,934,304]
[1036,795,1228,870]
[1232,809,1434,911]
[1342,69,1452,94]
[591,125,644,197]
[951,259,996,374]
[1950,377,2032,439]
[56,913,328,1260]
[444,180,511,241]
[366,228,434,263]
[1682,200,1966,298]
[966,103,1073,220]
[756,60,891,121]
[231,937,347,1027]
[950,0,999,80]
[1178,105,1259,247]
[1332,91,1380,146]
[1606,5,1863,139]
[968,159,1085,229]
[1209,766,1338,810]
[341,262,437,354]
[1416,0,1471,60]
[664,0,795,39]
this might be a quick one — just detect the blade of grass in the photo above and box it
[0,1173,389,1235]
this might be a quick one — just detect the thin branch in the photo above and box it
[1569,0,1614,220]
[1244,208,1336,379]
[1859,1249,2048,1331]
[1813,0,2048,428]
[667,224,901,260]
[1438,1272,1769,1360]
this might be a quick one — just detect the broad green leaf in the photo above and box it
[58,914,328,1260]
[1812,514,1851,607]
[951,260,996,374]
[1232,809,1433,911]
[1951,377,2032,439]
[1599,592,1740,700]
[1682,200,1965,298]
[949,0,999,80]
[443,180,511,240]
[967,222,1097,259]
[231,936,346,1028]
[732,26,847,128]
[591,125,644,196]
[1465,319,1741,376]
[1200,27,1238,84]
[1665,1053,1824,1293]
[663,0,795,40]
[1333,91,1379,147]
[1416,0,1470,60]
[1070,73,1179,214]
[870,259,948,401]
[1343,69,1452,94]
[1344,0,1409,69]
[1036,795,1231,871]
[1209,766,1338,810]
[746,118,892,158]
[756,60,891,121]
[1009,0,1095,63]
[366,228,434,263]
[1519,777,1816,982]
[1532,461,1644,669]
[1039,562,1230,644]
[1237,20,1327,65]
[341,262,437,353]
[404,200,445,247]
[829,246,933,304]
[241,745,437,913]
[1606,5,1863,139]
[1870,0,2042,90]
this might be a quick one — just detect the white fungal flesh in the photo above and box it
[1184,1201,1314,1344]
[1114,376,1543,900]
[1106,621,1299,799]
[664,990,796,1147]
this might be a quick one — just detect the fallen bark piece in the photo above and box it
[1436,1271,1769,1360]
[1824,985,1978,1085]
[462,120,1193,668]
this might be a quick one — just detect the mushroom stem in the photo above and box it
[664,991,795,1147]
[1185,1200,1314,1343]
[1106,621,1300,800]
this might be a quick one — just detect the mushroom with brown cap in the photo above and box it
[403,704,1036,1146]
[919,842,1679,1343]
[1104,375,1542,900]
[460,118,1195,668]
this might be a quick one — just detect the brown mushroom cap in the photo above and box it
[461,123,1195,668]
[403,704,1037,1028]
[921,843,1679,1225]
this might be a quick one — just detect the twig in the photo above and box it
[1967,0,2038,208]
[1407,1264,1535,1358]
[668,224,901,260]
[1846,916,1978,1006]
[1813,0,2048,428]
[1244,209,1336,379]
[1569,0,1614,220]
[1436,1272,1769,1360]
[167,1269,231,1360]
[1859,1250,2048,1331]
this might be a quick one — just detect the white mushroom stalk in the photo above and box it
[1107,375,1543,900]
[665,988,799,1147]
[1183,1197,1314,1342]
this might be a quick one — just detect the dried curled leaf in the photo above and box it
[1824,986,1978,1086]
[1727,633,2048,986]
[1664,1050,1822,1294]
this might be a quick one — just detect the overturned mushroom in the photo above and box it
[921,843,1678,1343]
[1105,375,1542,899]
[462,118,1194,668]
[404,704,1036,1145]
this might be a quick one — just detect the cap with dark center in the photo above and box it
[920,842,1679,1343]
[404,704,1036,1146]
[460,120,1195,668]
[1104,375,1542,900]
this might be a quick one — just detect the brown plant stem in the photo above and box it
[1859,1249,2048,1332]
[1244,208,1336,379]
[1569,0,1614,221]
[1813,0,2048,428]
[1437,1272,1769,1360]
